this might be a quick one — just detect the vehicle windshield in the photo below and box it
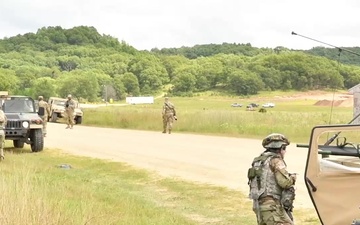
[53,100,66,106]
[3,98,35,113]
[51,99,79,108]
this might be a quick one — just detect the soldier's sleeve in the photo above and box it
[0,111,6,126]
[270,157,295,189]
[46,103,51,114]
[173,105,176,116]
[70,100,75,109]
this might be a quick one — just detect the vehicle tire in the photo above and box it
[75,116,82,124]
[13,140,25,148]
[30,129,44,152]
[50,112,57,122]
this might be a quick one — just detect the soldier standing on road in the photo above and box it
[0,108,7,160]
[65,94,75,129]
[162,97,177,134]
[38,96,50,137]
[247,133,296,225]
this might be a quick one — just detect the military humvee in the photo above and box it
[47,97,83,124]
[298,124,360,225]
[1,94,44,152]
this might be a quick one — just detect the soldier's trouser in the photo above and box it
[40,116,48,135]
[65,112,74,126]
[255,200,293,225]
[0,130,4,157]
[163,113,174,132]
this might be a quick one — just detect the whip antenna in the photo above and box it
[291,31,354,126]
[291,31,360,56]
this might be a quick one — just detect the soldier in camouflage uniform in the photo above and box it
[0,108,7,160]
[162,97,177,134]
[248,133,296,225]
[38,96,51,137]
[65,94,75,129]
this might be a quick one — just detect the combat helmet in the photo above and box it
[262,133,290,149]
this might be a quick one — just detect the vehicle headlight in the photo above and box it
[22,121,29,128]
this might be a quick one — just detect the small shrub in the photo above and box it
[259,108,267,113]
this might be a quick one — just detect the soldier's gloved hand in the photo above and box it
[290,174,297,183]
[174,116,177,121]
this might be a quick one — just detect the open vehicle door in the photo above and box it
[299,124,360,225]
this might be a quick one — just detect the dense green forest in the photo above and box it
[1,26,360,102]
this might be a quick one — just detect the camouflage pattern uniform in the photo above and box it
[65,94,75,129]
[162,97,176,134]
[0,109,7,160]
[248,133,296,225]
[38,96,51,137]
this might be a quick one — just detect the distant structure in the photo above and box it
[126,96,154,105]
[348,84,360,124]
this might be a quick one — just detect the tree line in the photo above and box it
[1,26,360,102]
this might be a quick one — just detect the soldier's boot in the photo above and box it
[65,125,70,129]
[168,129,171,134]
[70,125,73,129]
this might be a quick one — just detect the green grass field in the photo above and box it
[5,91,343,224]
[83,92,353,143]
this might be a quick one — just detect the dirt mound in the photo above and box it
[314,97,353,107]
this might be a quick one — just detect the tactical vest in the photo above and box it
[38,100,46,116]
[164,103,174,114]
[248,152,282,201]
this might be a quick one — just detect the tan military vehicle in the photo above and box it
[297,123,360,225]
[48,97,83,124]
[1,92,44,152]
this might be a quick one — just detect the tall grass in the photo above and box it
[0,148,319,225]
[83,96,352,143]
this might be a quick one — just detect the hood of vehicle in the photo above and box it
[5,112,42,120]
[74,108,83,115]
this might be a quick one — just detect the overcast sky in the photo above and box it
[1,0,359,51]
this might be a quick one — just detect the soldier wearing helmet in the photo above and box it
[247,133,296,225]
[162,97,177,134]
[64,94,75,129]
[38,96,50,137]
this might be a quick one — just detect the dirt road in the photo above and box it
[45,123,314,209]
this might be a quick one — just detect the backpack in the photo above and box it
[247,153,278,200]
[38,107,45,116]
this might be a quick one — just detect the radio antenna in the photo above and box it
[291,31,360,56]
